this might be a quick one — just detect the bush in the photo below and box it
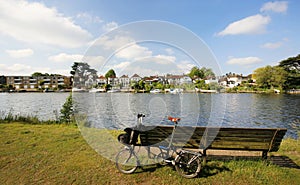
[59,93,74,124]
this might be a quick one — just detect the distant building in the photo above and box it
[5,75,71,91]
[166,75,192,85]
[130,74,142,82]
[166,75,181,85]
[204,76,218,84]
[119,75,130,89]
[107,77,119,87]
[0,75,6,86]
[219,73,251,88]
[144,76,165,85]
[97,76,107,86]
[179,76,192,84]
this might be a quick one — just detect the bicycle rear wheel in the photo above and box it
[175,152,201,178]
[116,148,138,174]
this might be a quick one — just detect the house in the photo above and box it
[219,73,252,88]
[218,77,228,87]
[166,75,192,85]
[5,75,71,91]
[107,77,119,87]
[119,75,130,89]
[97,75,107,86]
[204,76,218,84]
[143,76,165,85]
[0,75,6,86]
[166,75,181,85]
[130,74,142,82]
[179,76,192,84]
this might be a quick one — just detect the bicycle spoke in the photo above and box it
[116,148,138,174]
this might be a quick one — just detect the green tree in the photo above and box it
[32,72,43,77]
[253,65,287,89]
[105,69,116,79]
[279,54,300,72]
[104,84,111,91]
[201,67,215,78]
[194,79,207,89]
[60,94,74,124]
[70,62,98,88]
[279,54,300,89]
[189,67,203,80]
[188,66,215,80]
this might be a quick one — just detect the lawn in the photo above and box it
[0,123,299,185]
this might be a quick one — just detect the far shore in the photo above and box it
[1,89,300,94]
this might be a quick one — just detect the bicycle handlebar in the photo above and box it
[137,113,145,118]
[168,116,180,123]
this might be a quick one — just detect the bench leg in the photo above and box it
[262,151,268,160]
[202,150,207,165]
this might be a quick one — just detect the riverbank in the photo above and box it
[0,123,299,184]
[1,88,300,94]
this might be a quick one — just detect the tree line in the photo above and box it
[69,54,300,92]
[253,54,300,90]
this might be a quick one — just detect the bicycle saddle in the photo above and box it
[168,116,181,122]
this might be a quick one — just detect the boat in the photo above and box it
[150,89,161,93]
[72,88,87,92]
[169,88,183,94]
[107,89,121,93]
[274,89,280,94]
[89,88,106,93]
[195,88,217,93]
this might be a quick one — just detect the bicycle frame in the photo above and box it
[116,114,203,178]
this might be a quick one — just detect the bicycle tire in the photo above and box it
[115,148,138,174]
[154,152,168,166]
[175,152,201,178]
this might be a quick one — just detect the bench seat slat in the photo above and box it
[137,126,287,154]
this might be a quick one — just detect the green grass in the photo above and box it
[0,123,299,185]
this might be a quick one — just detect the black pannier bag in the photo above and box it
[117,128,140,145]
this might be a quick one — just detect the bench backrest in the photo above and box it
[139,126,287,152]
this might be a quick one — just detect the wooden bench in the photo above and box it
[138,126,287,160]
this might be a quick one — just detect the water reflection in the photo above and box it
[0,92,299,138]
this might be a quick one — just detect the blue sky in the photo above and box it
[0,0,299,76]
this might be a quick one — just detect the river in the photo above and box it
[0,92,299,138]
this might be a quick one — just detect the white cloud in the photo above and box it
[115,44,152,60]
[76,12,103,23]
[83,55,106,70]
[48,53,105,72]
[48,53,83,62]
[165,48,174,55]
[0,0,92,48]
[102,21,118,32]
[0,63,46,75]
[217,14,271,36]
[120,65,161,77]
[0,63,72,76]
[6,63,32,72]
[261,42,282,49]
[176,60,195,73]
[227,57,262,65]
[108,61,131,70]
[95,35,135,51]
[260,1,288,13]
[5,48,34,58]
[138,55,176,65]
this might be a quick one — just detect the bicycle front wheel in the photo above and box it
[116,148,138,174]
[175,152,201,178]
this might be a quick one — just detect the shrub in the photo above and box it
[59,93,74,124]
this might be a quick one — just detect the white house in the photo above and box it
[130,74,142,82]
[119,75,130,89]
[179,76,192,84]
[97,75,107,86]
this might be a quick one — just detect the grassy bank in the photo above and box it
[0,123,299,185]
